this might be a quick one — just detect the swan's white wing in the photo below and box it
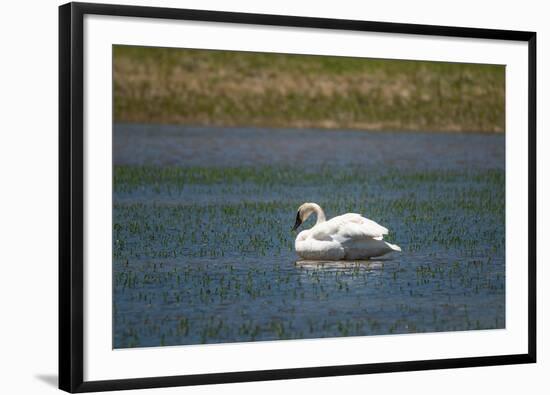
[333,222,383,244]
[334,213,388,239]
[307,222,337,241]
[309,213,388,242]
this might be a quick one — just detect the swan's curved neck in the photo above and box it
[309,203,326,225]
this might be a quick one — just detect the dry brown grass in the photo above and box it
[114,46,505,133]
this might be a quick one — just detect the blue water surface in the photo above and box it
[113,125,505,348]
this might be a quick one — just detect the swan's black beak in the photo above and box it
[291,212,302,231]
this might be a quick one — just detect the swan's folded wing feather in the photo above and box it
[308,213,389,243]
[308,222,336,241]
[334,222,384,243]
[335,213,388,238]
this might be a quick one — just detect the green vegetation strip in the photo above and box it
[114,165,504,190]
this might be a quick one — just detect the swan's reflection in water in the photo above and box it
[295,259,392,270]
[293,259,402,292]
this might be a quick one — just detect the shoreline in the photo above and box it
[113,122,506,136]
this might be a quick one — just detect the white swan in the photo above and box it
[292,202,401,260]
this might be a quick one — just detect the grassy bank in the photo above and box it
[114,46,505,133]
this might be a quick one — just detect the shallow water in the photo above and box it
[113,124,505,348]
[114,124,504,169]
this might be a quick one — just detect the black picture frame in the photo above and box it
[59,2,537,392]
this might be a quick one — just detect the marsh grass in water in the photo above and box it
[113,162,504,348]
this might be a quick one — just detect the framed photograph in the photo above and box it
[59,2,536,392]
